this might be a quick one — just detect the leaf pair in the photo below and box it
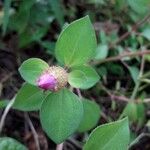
[56,16,99,89]
[18,16,99,90]
[13,84,100,144]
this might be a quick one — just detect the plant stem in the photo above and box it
[129,133,150,148]
[76,88,82,99]
[56,143,64,150]
[92,50,150,65]
[25,113,40,150]
[130,51,145,101]
[0,98,15,134]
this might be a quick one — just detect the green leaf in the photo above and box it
[0,137,27,150]
[78,99,100,132]
[10,0,36,34]
[127,0,150,14]
[120,101,145,126]
[40,41,55,55]
[115,0,127,10]
[40,88,83,144]
[2,0,12,35]
[142,26,150,41]
[94,44,108,60]
[13,83,45,111]
[120,102,138,122]
[68,66,100,89]
[128,66,139,84]
[83,118,130,150]
[55,16,97,67]
[49,0,64,26]
[137,103,145,126]
[19,58,49,85]
[19,26,48,48]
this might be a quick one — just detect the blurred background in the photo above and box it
[0,0,150,149]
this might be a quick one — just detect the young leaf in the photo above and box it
[68,66,100,89]
[55,16,97,67]
[94,44,108,60]
[13,83,45,111]
[40,88,83,144]
[78,99,100,132]
[0,137,27,150]
[19,58,49,85]
[83,118,130,150]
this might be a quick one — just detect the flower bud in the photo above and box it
[37,66,68,91]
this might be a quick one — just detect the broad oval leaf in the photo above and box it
[83,118,130,150]
[40,88,83,144]
[78,99,100,132]
[55,16,97,67]
[19,58,49,85]
[13,83,45,111]
[0,137,27,150]
[68,66,100,89]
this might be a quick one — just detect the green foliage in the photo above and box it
[48,0,64,26]
[55,16,97,67]
[83,118,130,150]
[40,88,83,144]
[0,100,9,109]
[95,44,108,60]
[2,0,12,35]
[19,26,48,48]
[107,63,124,76]
[127,0,150,14]
[121,102,138,122]
[68,65,100,89]
[78,99,100,132]
[13,83,45,111]
[137,103,145,126]
[10,0,36,34]
[6,0,62,48]
[0,137,27,150]
[121,102,145,125]
[142,26,150,41]
[19,58,49,85]
[128,66,140,84]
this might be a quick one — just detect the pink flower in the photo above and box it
[37,73,57,91]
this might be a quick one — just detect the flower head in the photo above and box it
[37,73,57,90]
[37,66,68,91]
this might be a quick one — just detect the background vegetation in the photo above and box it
[0,0,150,149]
